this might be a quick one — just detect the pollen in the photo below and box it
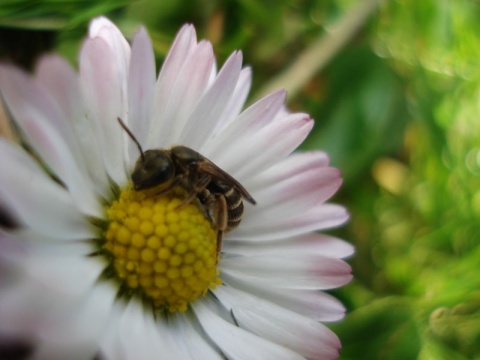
[103,187,221,312]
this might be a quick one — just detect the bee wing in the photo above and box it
[197,160,257,204]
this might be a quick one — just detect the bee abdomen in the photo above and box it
[226,200,243,231]
[206,182,246,232]
[224,187,242,209]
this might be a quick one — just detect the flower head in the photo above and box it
[0,17,353,359]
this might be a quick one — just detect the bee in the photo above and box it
[117,118,256,254]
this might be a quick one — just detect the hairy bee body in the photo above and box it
[163,146,255,235]
[118,118,256,254]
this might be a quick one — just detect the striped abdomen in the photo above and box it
[205,181,245,232]
[223,186,244,231]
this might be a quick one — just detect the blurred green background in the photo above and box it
[1,0,480,359]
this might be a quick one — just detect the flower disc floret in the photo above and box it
[103,187,221,312]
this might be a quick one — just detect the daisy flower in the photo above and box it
[0,17,353,359]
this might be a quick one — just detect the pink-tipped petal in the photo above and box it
[35,55,110,198]
[236,203,349,241]
[204,89,286,160]
[221,253,352,290]
[80,37,128,185]
[249,166,342,215]
[0,66,102,216]
[34,55,83,144]
[149,24,198,147]
[88,16,131,78]
[150,41,215,148]
[127,26,156,166]
[247,150,331,191]
[209,112,313,182]
[180,51,243,150]
[223,233,354,258]
[212,66,252,135]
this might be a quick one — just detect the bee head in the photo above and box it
[132,150,175,190]
[116,117,175,191]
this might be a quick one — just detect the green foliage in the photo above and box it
[301,45,408,182]
[332,297,422,360]
[1,0,479,358]
[0,0,130,30]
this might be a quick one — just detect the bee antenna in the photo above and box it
[117,117,145,161]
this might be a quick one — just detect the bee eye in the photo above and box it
[132,150,175,190]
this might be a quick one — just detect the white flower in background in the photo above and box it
[0,17,353,360]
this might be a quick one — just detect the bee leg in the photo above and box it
[178,175,212,207]
[212,194,228,231]
[216,230,224,264]
[193,192,226,263]
[148,175,184,198]
[212,194,228,262]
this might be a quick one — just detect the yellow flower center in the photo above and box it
[103,186,221,312]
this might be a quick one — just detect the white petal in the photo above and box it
[180,51,243,150]
[0,274,55,335]
[35,55,110,198]
[34,282,116,360]
[101,302,147,359]
[215,286,341,359]
[249,167,342,217]
[192,299,304,360]
[101,301,183,360]
[25,253,103,299]
[35,55,83,127]
[220,253,352,290]
[88,17,130,166]
[0,250,113,339]
[0,229,27,266]
[2,231,103,298]
[204,89,286,163]
[126,26,156,167]
[234,113,314,180]
[0,140,94,240]
[235,203,348,241]
[168,312,223,359]
[34,56,84,161]
[222,273,347,322]
[223,233,354,259]
[0,65,102,216]
[208,58,218,87]
[35,55,111,198]
[208,109,313,181]
[33,239,99,262]
[246,150,331,192]
[151,41,215,147]
[80,36,128,185]
[153,313,199,360]
[149,24,197,148]
[212,66,252,135]
[0,64,63,139]
[88,16,131,79]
